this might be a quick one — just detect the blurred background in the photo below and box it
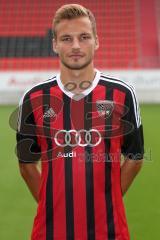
[0,0,159,239]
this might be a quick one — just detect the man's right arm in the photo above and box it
[17,91,41,203]
[19,162,41,203]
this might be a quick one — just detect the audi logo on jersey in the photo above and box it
[54,129,101,147]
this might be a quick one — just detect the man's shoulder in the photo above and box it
[99,71,136,95]
[21,75,57,101]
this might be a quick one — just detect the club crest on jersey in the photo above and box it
[96,100,114,118]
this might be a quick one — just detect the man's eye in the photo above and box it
[62,38,71,42]
[81,35,90,40]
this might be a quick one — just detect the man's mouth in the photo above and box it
[69,53,84,58]
[70,55,83,57]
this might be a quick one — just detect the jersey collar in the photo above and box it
[56,69,100,101]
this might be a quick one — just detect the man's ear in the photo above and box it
[52,38,58,54]
[95,35,99,50]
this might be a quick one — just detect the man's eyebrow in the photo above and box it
[80,32,92,36]
[60,34,71,38]
[60,32,92,38]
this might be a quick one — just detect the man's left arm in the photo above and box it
[121,158,143,196]
[121,86,144,196]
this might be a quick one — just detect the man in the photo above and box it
[17,4,144,240]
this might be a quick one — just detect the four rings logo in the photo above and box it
[54,129,101,147]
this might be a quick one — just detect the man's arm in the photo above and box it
[17,92,42,203]
[120,86,144,196]
[121,158,143,196]
[19,162,41,203]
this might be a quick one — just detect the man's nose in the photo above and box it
[72,38,80,49]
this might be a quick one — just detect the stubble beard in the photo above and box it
[60,57,93,70]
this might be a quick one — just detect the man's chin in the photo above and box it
[62,60,91,70]
[67,65,85,70]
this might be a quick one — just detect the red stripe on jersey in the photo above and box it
[50,86,67,239]
[71,98,87,240]
[30,90,47,240]
[92,85,108,239]
[110,89,130,240]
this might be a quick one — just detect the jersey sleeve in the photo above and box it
[121,86,144,160]
[16,92,41,163]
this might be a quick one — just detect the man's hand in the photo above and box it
[121,158,143,196]
[19,162,41,203]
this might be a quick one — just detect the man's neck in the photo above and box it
[60,64,96,94]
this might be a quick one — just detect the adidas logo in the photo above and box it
[43,107,56,118]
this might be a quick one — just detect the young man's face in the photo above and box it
[53,17,99,70]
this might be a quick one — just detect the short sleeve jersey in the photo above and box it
[17,70,144,240]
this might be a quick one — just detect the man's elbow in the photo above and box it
[125,157,144,175]
[131,159,143,174]
[19,163,28,179]
[19,162,35,179]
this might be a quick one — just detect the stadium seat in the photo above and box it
[0,0,159,69]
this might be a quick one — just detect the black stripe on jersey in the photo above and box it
[104,87,115,239]
[43,87,54,240]
[84,93,95,240]
[63,94,75,240]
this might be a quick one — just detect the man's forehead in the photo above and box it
[56,17,93,35]
[59,30,92,37]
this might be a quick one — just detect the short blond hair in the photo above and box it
[52,4,97,38]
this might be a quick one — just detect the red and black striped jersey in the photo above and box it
[17,70,144,240]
